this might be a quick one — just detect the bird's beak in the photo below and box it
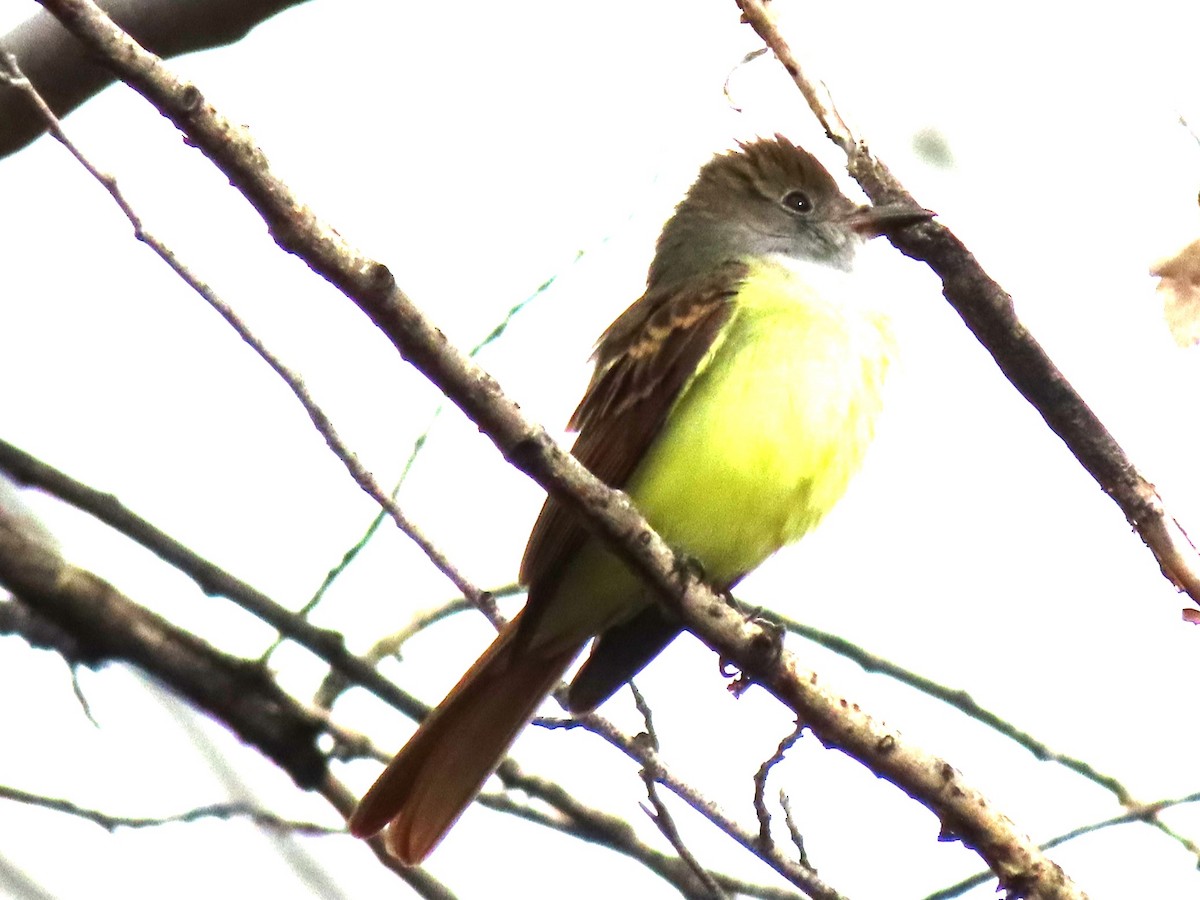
[844,202,935,238]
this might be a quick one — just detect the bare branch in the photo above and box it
[298,258,568,621]
[312,597,477,710]
[484,759,802,900]
[736,0,1200,608]
[771,612,1131,796]
[640,784,730,900]
[574,711,846,899]
[771,609,1200,861]
[753,721,805,852]
[0,513,328,789]
[778,794,809,869]
[0,50,494,623]
[0,0,309,159]
[925,792,1200,900]
[633,684,732,900]
[0,436,430,724]
[0,510,458,899]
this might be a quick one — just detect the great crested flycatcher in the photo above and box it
[349,135,930,863]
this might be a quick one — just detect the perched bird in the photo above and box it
[349,135,930,863]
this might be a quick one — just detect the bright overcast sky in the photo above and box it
[2,1,1200,898]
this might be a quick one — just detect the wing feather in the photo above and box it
[516,262,747,643]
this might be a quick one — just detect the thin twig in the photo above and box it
[778,793,809,869]
[640,783,729,900]
[0,436,429,724]
[67,665,100,728]
[312,596,477,709]
[313,696,786,899]
[733,2,853,152]
[632,684,729,900]
[0,515,331,789]
[722,46,768,112]
[578,710,846,900]
[0,786,340,835]
[496,761,802,900]
[298,259,580,625]
[0,50,495,626]
[479,783,801,900]
[753,721,805,851]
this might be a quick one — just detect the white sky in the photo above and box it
[2,1,1200,898]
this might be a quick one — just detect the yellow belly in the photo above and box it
[625,255,893,581]
[539,256,893,642]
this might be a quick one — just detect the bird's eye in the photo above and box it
[780,190,814,214]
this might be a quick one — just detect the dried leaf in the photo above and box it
[1150,238,1200,347]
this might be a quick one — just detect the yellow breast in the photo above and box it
[625,255,893,581]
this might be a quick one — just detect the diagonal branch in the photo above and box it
[0,514,330,791]
[773,609,1200,866]
[926,792,1200,900]
[736,0,1200,607]
[0,436,429,724]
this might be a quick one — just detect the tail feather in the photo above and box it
[566,604,680,712]
[349,617,584,865]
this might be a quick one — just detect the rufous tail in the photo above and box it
[348,616,583,865]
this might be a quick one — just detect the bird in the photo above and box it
[348,134,930,864]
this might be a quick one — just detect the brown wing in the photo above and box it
[516,261,747,643]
